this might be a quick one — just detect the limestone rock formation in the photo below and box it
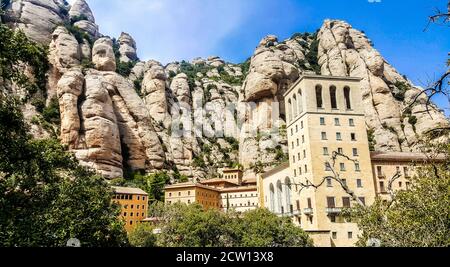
[92,37,116,71]
[3,0,69,44]
[317,20,449,151]
[3,0,448,180]
[118,32,138,63]
[69,0,95,23]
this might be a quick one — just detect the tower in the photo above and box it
[283,74,376,247]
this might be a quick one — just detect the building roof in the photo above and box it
[112,186,148,195]
[219,185,258,193]
[200,178,239,186]
[370,151,446,163]
[260,162,290,178]
[164,182,219,192]
[242,178,257,185]
[222,168,243,173]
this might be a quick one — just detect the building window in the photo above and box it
[349,118,355,126]
[336,132,342,141]
[188,191,191,196]
[326,178,332,187]
[357,179,363,188]
[296,125,298,133]
[293,156,296,163]
[307,198,312,208]
[330,86,338,109]
[298,153,301,161]
[303,150,306,158]
[137,196,140,200]
[302,135,305,143]
[351,133,356,141]
[332,232,337,239]
[404,167,410,177]
[323,147,329,155]
[321,132,327,140]
[344,86,352,109]
[301,121,304,129]
[305,165,308,173]
[169,193,172,197]
[316,85,323,108]
[353,148,358,156]
[294,169,297,177]
[348,232,353,239]
[296,200,300,210]
[377,166,383,177]
[355,163,361,172]
[130,221,133,225]
[340,163,346,171]
[299,167,302,175]
[330,215,336,223]
[291,128,294,136]
[178,192,181,196]
[188,200,191,204]
[359,197,366,206]
[342,197,351,208]
[342,179,347,186]
[327,197,336,208]
[338,147,343,154]
[325,163,332,172]
[334,118,340,126]
[320,117,325,125]
[380,181,385,193]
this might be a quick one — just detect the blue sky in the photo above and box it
[73,0,449,115]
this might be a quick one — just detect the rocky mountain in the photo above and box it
[1,0,448,180]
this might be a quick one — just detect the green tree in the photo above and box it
[345,143,450,247]
[111,172,171,202]
[128,223,157,247]
[232,209,314,247]
[0,96,128,247]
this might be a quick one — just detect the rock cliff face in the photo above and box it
[3,1,448,179]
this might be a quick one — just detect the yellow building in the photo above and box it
[370,151,445,200]
[279,74,376,247]
[164,169,259,213]
[112,186,149,232]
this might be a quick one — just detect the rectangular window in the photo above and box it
[349,118,355,126]
[379,181,385,192]
[336,132,342,141]
[330,215,336,223]
[342,179,347,186]
[327,197,336,208]
[340,163,346,171]
[338,148,343,154]
[320,117,325,125]
[321,132,327,140]
[355,163,361,172]
[342,197,351,208]
[404,167,410,177]
[357,179,363,188]
[348,232,353,239]
[307,198,312,208]
[305,165,308,173]
[351,133,356,141]
[296,200,300,210]
[359,197,366,206]
[335,118,340,126]
[293,156,296,163]
[377,166,383,177]
[326,178,332,187]
[332,232,337,239]
[295,125,298,133]
[299,167,302,175]
[325,163,332,172]
[353,148,358,156]
[297,139,300,146]
[323,147,329,155]
[302,135,305,143]
[294,169,297,177]
[301,121,304,129]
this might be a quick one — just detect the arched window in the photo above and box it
[344,86,352,110]
[298,90,303,113]
[293,94,298,118]
[284,177,292,213]
[269,184,275,212]
[287,98,293,122]
[315,85,323,108]
[276,180,283,214]
[330,86,337,109]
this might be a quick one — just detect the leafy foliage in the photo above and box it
[0,24,49,99]
[42,96,61,124]
[0,96,128,247]
[392,81,410,101]
[63,23,92,46]
[344,143,450,247]
[128,223,157,247]
[154,204,313,247]
[70,14,88,25]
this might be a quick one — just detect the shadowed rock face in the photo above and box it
[4,0,448,179]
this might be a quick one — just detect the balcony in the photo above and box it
[325,207,342,214]
[303,208,313,216]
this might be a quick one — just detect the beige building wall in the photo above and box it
[282,75,376,247]
[220,188,259,212]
